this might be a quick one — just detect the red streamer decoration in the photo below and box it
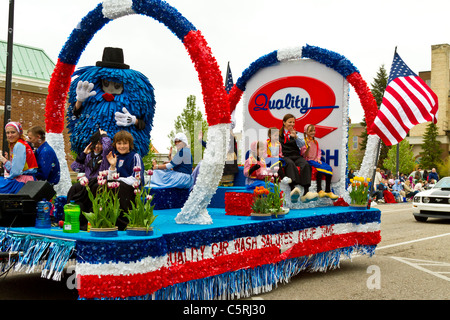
[45,60,75,133]
[346,72,378,135]
[225,192,254,216]
[183,30,231,126]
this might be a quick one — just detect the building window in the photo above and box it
[352,136,358,150]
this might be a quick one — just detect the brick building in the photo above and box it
[0,40,75,173]
[407,43,450,161]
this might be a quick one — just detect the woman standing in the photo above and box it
[279,114,318,203]
[0,122,38,193]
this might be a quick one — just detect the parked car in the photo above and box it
[412,177,450,222]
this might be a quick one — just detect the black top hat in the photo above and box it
[96,47,130,69]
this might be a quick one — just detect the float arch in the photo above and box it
[45,0,231,224]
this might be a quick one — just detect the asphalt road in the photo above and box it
[0,202,448,300]
[251,202,450,300]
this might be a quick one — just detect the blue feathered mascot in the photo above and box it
[67,47,155,157]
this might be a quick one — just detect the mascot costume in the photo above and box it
[67,47,155,157]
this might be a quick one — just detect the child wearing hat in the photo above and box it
[301,124,338,200]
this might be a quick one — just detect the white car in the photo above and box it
[412,177,450,222]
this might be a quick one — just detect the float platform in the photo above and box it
[0,205,380,300]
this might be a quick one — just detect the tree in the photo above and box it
[142,141,156,170]
[419,122,442,169]
[382,139,415,175]
[371,65,388,106]
[168,95,208,164]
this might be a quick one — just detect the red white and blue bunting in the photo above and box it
[76,208,381,299]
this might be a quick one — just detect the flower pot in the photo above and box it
[250,212,272,220]
[126,226,154,236]
[90,227,118,238]
[349,204,367,209]
[272,211,287,219]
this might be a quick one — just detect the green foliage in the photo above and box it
[123,187,157,232]
[382,139,416,175]
[419,122,442,169]
[142,141,156,170]
[250,177,284,215]
[437,156,450,177]
[81,174,121,228]
[349,176,370,205]
[370,64,388,106]
[168,95,208,163]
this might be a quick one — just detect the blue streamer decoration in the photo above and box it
[301,44,359,78]
[234,44,360,94]
[59,4,111,65]
[0,230,75,281]
[132,0,196,41]
[236,50,278,91]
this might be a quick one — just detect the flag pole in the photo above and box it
[369,137,382,194]
[370,46,398,193]
[396,141,400,178]
[3,0,15,153]
[394,46,399,179]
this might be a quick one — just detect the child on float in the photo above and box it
[0,122,38,194]
[67,129,113,229]
[26,126,61,185]
[106,130,145,230]
[150,132,193,189]
[244,140,274,189]
[300,124,338,200]
[265,127,283,170]
[279,114,317,203]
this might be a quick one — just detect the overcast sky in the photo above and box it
[1,0,449,152]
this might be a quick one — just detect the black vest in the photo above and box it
[280,131,301,157]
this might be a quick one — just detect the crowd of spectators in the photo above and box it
[348,167,441,204]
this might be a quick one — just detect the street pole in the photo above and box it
[3,0,15,153]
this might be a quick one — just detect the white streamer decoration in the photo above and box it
[175,123,230,224]
[47,133,72,196]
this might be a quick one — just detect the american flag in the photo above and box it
[225,61,234,93]
[371,51,438,146]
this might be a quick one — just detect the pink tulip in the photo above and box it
[80,177,88,186]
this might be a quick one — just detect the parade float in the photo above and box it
[0,0,381,300]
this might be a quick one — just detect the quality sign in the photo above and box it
[248,76,338,138]
[242,59,348,183]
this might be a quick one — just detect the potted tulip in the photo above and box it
[349,176,370,208]
[123,168,157,236]
[80,171,121,237]
[250,175,286,219]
